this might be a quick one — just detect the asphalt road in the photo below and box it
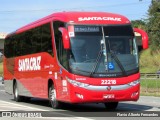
[0,81,160,120]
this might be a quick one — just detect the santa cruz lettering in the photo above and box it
[78,17,121,21]
[18,56,41,71]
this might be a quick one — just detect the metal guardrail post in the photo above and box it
[141,73,160,79]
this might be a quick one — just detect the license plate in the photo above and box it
[103,94,115,99]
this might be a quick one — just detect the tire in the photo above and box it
[13,82,22,102]
[104,102,118,110]
[22,96,31,102]
[49,84,61,109]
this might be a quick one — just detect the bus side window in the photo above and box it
[41,23,53,56]
[31,27,42,54]
[4,36,14,58]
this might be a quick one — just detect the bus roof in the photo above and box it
[13,12,131,35]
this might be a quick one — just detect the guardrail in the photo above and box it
[140,73,160,96]
[140,73,160,79]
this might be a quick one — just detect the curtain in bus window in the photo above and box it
[41,23,53,55]
[4,36,14,58]
[24,31,33,55]
[14,35,22,56]
[31,27,42,54]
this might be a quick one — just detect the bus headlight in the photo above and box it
[66,77,89,88]
[128,79,140,86]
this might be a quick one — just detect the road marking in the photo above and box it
[146,107,160,111]
[0,100,47,111]
[0,90,5,92]
[0,100,93,120]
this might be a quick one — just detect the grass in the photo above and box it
[140,48,160,73]
[139,48,160,96]
[140,79,160,96]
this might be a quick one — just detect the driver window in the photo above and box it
[53,21,69,69]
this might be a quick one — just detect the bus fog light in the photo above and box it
[131,91,138,98]
[76,93,84,99]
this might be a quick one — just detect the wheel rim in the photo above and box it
[50,88,56,103]
[15,85,18,98]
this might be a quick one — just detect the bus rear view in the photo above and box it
[4,12,148,110]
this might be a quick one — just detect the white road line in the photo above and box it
[0,100,93,120]
[146,107,160,111]
[0,100,47,111]
[0,105,44,109]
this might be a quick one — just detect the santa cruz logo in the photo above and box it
[18,56,41,71]
[78,17,122,21]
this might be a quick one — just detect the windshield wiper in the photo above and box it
[89,50,103,77]
[110,51,127,76]
[106,35,127,77]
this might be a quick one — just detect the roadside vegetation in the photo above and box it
[132,1,160,73]
[132,1,160,97]
[141,79,160,97]
[139,48,160,73]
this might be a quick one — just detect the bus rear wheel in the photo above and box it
[49,84,61,109]
[104,102,118,110]
[13,82,22,102]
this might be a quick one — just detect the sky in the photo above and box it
[0,0,151,33]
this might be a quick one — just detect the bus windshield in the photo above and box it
[68,25,138,77]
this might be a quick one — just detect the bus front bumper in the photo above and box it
[68,82,140,103]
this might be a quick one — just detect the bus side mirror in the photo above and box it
[59,27,70,49]
[134,28,149,49]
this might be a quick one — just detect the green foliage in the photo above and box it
[132,1,160,52]
[141,79,160,88]
[146,0,160,51]
[140,48,160,73]
[141,79,160,96]
[131,20,146,30]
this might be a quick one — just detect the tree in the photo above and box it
[131,20,146,29]
[146,0,160,51]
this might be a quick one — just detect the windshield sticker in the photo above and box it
[68,25,75,37]
[69,32,75,37]
[74,26,100,32]
[108,62,115,70]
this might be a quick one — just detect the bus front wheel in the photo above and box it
[13,82,22,102]
[49,84,61,109]
[104,102,118,110]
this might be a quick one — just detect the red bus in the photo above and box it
[4,12,148,110]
